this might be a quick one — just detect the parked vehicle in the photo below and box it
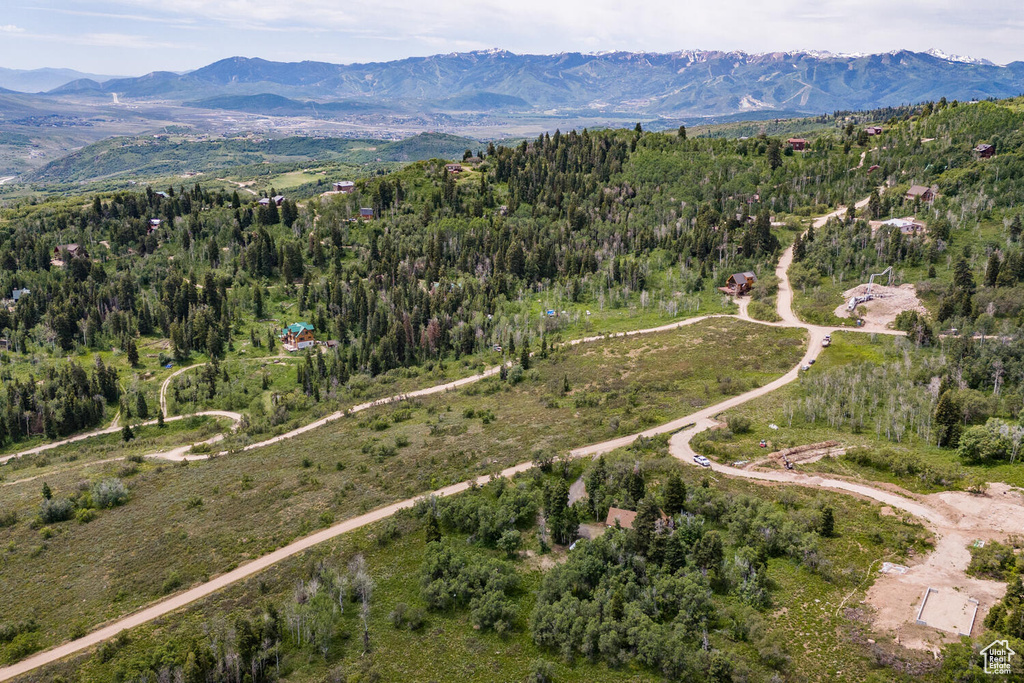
[693,455,711,467]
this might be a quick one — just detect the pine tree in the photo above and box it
[126,338,139,367]
[425,514,441,544]
[986,252,1002,287]
[122,424,135,442]
[135,392,149,420]
[626,463,646,504]
[935,390,962,448]
[562,374,570,394]
[820,505,835,537]
[631,496,660,556]
[157,410,165,428]
[767,139,783,171]
[663,473,687,514]
[42,482,52,500]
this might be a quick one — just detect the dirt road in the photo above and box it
[6,196,974,679]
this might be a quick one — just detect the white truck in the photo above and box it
[822,334,831,347]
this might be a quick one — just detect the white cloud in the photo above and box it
[0,24,26,33]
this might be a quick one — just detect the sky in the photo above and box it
[1,0,1023,75]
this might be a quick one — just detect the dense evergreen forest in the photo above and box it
[0,97,1023,452]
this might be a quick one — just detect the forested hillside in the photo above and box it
[5,97,1024,681]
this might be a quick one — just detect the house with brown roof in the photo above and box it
[725,271,757,295]
[54,243,81,257]
[445,163,463,174]
[906,185,938,202]
[787,138,807,151]
[974,143,995,159]
[605,507,637,529]
[333,181,355,193]
[604,507,672,532]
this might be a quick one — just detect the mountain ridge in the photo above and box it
[43,49,1024,117]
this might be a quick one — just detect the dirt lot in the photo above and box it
[864,483,1024,652]
[835,283,926,328]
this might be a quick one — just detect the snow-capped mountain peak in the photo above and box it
[925,49,997,66]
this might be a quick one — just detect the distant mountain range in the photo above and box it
[36,49,1024,117]
[0,67,121,94]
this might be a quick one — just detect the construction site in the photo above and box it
[834,266,927,327]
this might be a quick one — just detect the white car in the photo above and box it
[693,455,711,467]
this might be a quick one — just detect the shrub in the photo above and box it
[0,509,17,528]
[161,571,183,594]
[75,508,97,524]
[389,602,408,629]
[394,435,410,448]
[39,498,74,524]
[527,659,555,683]
[91,479,129,508]
[508,364,524,384]
[184,495,203,510]
[726,415,752,434]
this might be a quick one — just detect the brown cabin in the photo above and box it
[333,181,355,193]
[974,143,995,159]
[54,243,81,257]
[906,185,937,202]
[359,207,374,220]
[726,271,758,295]
[865,126,883,136]
[787,138,807,151]
[604,507,672,532]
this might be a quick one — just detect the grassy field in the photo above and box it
[693,331,1024,493]
[0,317,804,664]
[0,416,226,482]
[16,445,933,683]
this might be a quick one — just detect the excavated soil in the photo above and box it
[835,283,926,328]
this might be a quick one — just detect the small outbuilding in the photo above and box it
[725,271,758,295]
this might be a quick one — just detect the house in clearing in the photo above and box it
[54,243,81,258]
[974,143,995,159]
[881,217,927,236]
[359,207,374,220]
[604,507,672,532]
[787,138,807,151]
[865,126,883,136]
[906,185,938,202]
[445,163,463,174]
[725,271,758,295]
[280,322,315,351]
[333,181,355,193]
[605,508,638,529]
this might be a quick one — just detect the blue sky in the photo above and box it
[1,0,1022,75]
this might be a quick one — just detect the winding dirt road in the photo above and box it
[2,196,1002,679]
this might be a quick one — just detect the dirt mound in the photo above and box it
[835,283,926,327]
